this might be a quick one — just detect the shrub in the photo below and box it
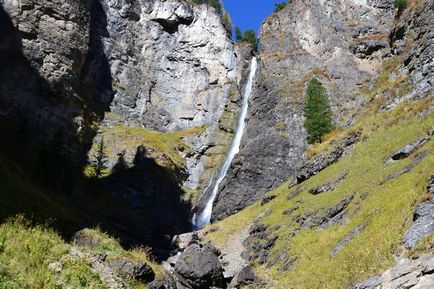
[394,0,406,8]
[303,78,334,144]
[274,2,288,12]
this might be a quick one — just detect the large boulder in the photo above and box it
[174,243,224,288]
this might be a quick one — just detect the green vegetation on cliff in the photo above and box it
[303,78,333,144]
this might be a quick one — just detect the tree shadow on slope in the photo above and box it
[92,146,192,259]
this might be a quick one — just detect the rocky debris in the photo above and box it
[385,136,429,164]
[68,246,129,289]
[174,243,225,288]
[241,223,278,265]
[228,265,257,288]
[108,258,155,282]
[295,195,354,229]
[353,253,434,289]
[381,151,427,184]
[260,195,277,206]
[331,225,365,255]
[309,173,347,195]
[403,199,434,249]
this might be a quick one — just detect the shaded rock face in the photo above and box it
[212,0,396,221]
[0,0,95,143]
[353,253,434,289]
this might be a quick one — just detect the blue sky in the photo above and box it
[222,0,280,35]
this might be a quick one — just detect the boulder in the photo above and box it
[108,258,155,282]
[174,243,224,288]
[228,266,256,288]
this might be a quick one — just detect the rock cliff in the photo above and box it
[212,0,433,220]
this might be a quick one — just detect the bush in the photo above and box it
[394,0,406,8]
[274,2,288,12]
[303,78,333,144]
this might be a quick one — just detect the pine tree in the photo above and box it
[235,27,242,42]
[303,78,333,144]
[243,29,258,52]
[223,12,232,34]
[91,136,108,178]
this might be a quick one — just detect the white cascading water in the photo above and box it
[192,57,258,230]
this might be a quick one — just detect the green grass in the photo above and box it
[84,125,206,177]
[0,218,163,289]
[205,97,433,288]
[0,216,103,289]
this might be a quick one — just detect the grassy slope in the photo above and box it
[0,124,199,287]
[205,91,433,287]
[0,217,162,289]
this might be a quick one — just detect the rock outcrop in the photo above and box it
[353,253,434,289]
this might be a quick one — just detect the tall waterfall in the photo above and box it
[193,57,258,230]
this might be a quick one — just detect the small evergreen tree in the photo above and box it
[243,29,259,52]
[91,137,108,179]
[303,78,333,144]
[235,27,243,42]
[274,2,288,12]
[223,12,232,34]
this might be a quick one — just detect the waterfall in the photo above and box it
[192,57,258,230]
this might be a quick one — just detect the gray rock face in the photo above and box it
[353,253,434,289]
[86,0,250,194]
[403,200,434,249]
[212,0,395,220]
[0,0,94,142]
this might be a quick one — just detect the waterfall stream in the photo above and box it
[192,57,258,230]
